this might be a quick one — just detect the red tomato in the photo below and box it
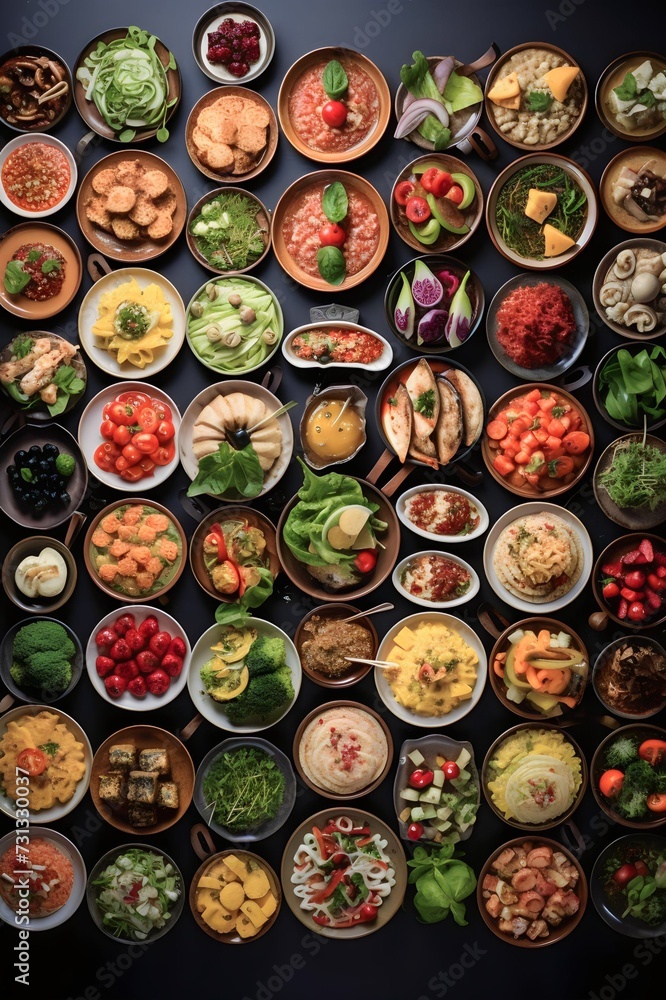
[321,100,347,127]
[120,466,144,482]
[133,432,159,454]
[100,419,116,440]
[114,456,131,472]
[109,401,136,426]
[117,391,150,409]
[136,406,160,434]
[112,424,132,446]
[627,602,647,622]
[94,442,121,471]
[152,442,175,466]
[625,570,646,589]
[548,455,575,478]
[562,431,590,455]
[602,581,620,600]
[445,184,464,204]
[16,748,48,776]
[122,443,142,465]
[420,167,445,193]
[613,864,638,887]
[407,822,424,841]
[139,457,155,476]
[599,769,624,798]
[394,180,415,205]
[442,761,460,780]
[319,223,346,247]
[405,196,430,223]
[432,173,454,198]
[156,420,175,443]
[149,398,171,419]
[639,740,666,766]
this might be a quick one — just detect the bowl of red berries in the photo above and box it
[590,534,666,633]
[85,606,191,710]
[191,3,275,85]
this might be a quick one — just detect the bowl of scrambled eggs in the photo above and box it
[375,612,487,727]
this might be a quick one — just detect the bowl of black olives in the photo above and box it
[1,424,87,529]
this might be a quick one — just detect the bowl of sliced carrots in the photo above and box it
[488,616,589,721]
[481,383,594,498]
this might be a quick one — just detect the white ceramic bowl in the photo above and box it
[78,267,185,378]
[281,321,393,372]
[483,502,593,614]
[396,484,489,544]
[0,134,77,218]
[0,827,86,931]
[392,550,479,609]
[0,704,91,822]
[78,382,181,492]
[85,606,190,712]
[375,611,487,728]
[188,619,301,733]
[179,379,293,501]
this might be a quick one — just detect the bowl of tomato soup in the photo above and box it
[0,134,76,218]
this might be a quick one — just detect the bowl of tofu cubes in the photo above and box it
[91,726,195,834]
[189,827,281,943]
[393,734,480,846]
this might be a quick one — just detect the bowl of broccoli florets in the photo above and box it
[1,617,83,703]
[592,724,666,830]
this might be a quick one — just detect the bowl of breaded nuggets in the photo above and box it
[186,85,278,182]
[76,151,187,262]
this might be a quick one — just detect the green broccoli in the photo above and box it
[245,636,287,678]
[9,662,27,687]
[21,652,72,697]
[605,736,639,770]
[615,760,658,820]
[12,622,75,662]
[615,789,650,821]
[224,667,294,724]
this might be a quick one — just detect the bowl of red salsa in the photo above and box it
[0,134,76,219]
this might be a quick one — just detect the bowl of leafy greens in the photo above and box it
[194,736,296,842]
[186,187,271,275]
[591,725,666,830]
[594,433,666,530]
[592,834,666,938]
[594,344,666,433]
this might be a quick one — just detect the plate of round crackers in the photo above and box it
[76,151,187,262]
[483,502,592,614]
[186,86,278,183]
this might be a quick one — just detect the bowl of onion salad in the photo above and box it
[285,812,405,937]
[87,845,184,942]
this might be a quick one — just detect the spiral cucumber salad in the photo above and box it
[291,816,396,928]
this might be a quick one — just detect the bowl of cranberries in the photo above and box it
[86,606,191,710]
[591,534,666,632]
[192,3,275,84]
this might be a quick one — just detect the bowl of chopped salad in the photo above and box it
[592,834,666,938]
[186,187,272,275]
[87,844,184,942]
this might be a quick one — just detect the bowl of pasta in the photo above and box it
[77,262,186,379]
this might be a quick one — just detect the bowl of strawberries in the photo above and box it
[86,606,190,710]
[591,534,666,632]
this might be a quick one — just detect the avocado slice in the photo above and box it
[426,193,469,235]
[408,217,441,245]
[451,172,476,210]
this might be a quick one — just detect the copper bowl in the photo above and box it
[294,604,379,689]
[488,617,588,721]
[481,383,594,498]
[589,533,666,632]
[477,835,587,947]
[90,725,194,835]
[189,506,280,601]
[293,700,393,800]
[484,42,588,152]
[595,52,666,143]
[83,498,187,603]
[185,86,277,183]
[591,723,666,830]
[482,722,588,832]
[276,476,400,602]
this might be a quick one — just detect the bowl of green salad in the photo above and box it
[593,433,666,530]
[186,187,272,275]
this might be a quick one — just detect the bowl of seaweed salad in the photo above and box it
[487,153,597,270]
[186,187,271,275]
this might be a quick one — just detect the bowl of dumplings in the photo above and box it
[593,238,666,341]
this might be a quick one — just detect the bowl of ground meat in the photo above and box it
[294,604,379,689]
[486,274,589,379]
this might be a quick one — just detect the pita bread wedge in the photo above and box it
[383,383,413,463]
[408,430,439,469]
[405,358,439,440]
[435,380,463,465]
[442,370,483,446]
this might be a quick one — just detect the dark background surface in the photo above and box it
[0,0,664,998]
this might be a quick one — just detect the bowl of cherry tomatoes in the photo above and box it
[78,383,180,491]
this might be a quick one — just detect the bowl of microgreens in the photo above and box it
[193,736,296,842]
[186,187,272,276]
[594,432,666,531]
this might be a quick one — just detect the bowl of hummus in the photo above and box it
[484,503,592,614]
[294,702,392,800]
[482,723,587,831]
